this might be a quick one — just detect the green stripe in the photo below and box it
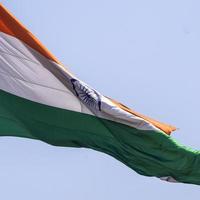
[0,89,199,185]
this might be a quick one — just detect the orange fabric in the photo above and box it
[0,4,60,63]
[110,98,176,135]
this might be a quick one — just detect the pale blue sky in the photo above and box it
[1,0,200,199]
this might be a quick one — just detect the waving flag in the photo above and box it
[0,4,199,185]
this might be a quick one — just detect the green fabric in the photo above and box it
[0,89,199,185]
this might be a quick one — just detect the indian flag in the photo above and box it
[0,4,199,185]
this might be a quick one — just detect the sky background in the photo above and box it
[1,0,200,199]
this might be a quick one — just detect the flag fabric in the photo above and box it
[0,4,199,185]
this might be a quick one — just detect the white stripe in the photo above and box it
[0,32,160,132]
[0,32,93,114]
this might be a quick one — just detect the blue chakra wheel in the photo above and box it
[71,78,101,111]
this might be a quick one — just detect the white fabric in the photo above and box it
[0,31,160,132]
[160,176,178,183]
[0,32,92,114]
